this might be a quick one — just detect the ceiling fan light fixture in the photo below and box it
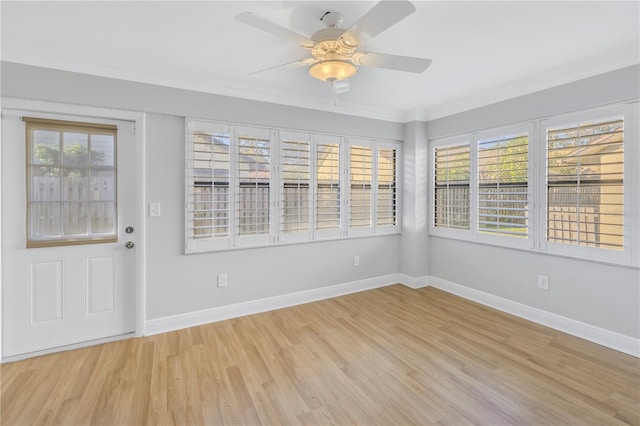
[308,59,357,82]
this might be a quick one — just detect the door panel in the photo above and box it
[2,110,135,358]
[29,259,63,324]
[86,256,115,315]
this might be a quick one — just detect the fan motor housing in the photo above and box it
[310,28,345,43]
[320,11,344,28]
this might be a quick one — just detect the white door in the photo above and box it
[1,110,136,358]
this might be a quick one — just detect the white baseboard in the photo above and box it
[144,272,638,358]
[145,273,407,336]
[397,273,430,289]
[428,275,640,358]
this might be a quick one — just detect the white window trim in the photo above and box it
[428,133,472,239]
[475,122,535,250]
[185,120,232,253]
[314,134,343,241]
[185,119,402,254]
[278,130,312,244]
[428,102,639,268]
[538,104,636,266]
[375,139,402,235]
[347,137,375,238]
[234,125,272,248]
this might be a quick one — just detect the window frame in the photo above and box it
[375,140,401,235]
[24,117,119,248]
[314,133,343,240]
[278,130,312,244]
[538,104,634,265]
[185,118,402,254]
[428,102,638,267]
[185,120,233,252]
[429,133,473,241]
[234,125,273,248]
[475,123,535,250]
[347,138,375,237]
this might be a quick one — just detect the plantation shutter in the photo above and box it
[546,116,624,250]
[349,140,373,235]
[236,127,272,246]
[316,135,342,238]
[376,144,398,229]
[434,143,470,229]
[477,132,528,237]
[186,120,232,252]
[280,131,311,242]
[186,119,402,253]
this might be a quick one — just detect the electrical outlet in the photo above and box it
[537,275,549,290]
[353,256,360,267]
[217,273,228,287]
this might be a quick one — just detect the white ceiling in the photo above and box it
[2,1,639,122]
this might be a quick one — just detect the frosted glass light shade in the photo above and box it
[308,60,357,81]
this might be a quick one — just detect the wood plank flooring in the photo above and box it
[2,285,639,425]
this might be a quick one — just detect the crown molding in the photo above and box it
[413,42,640,122]
[3,42,638,125]
[0,48,407,123]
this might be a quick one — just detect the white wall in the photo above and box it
[1,61,638,344]
[144,114,400,319]
[425,65,640,339]
[400,121,429,278]
[1,62,403,320]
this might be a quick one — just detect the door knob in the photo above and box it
[125,241,135,249]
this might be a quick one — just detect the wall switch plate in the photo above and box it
[217,273,228,287]
[149,202,161,217]
[354,256,360,267]
[538,275,549,290]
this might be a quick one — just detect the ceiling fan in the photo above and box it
[236,0,431,95]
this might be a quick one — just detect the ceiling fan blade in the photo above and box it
[344,0,416,46]
[249,58,314,76]
[353,52,432,73]
[236,12,314,48]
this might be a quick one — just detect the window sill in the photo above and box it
[186,230,401,255]
[428,231,639,270]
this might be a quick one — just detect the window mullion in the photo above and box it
[310,134,318,241]
[229,126,237,248]
[470,133,478,240]
[528,121,538,250]
[371,142,378,234]
[272,129,280,244]
[340,138,349,237]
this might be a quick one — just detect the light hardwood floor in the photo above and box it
[2,285,639,425]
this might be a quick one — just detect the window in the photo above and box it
[546,115,624,250]
[348,139,400,236]
[236,128,271,245]
[349,142,373,232]
[433,141,470,230]
[377,145,398,227]
[429,103,637,266]
[315,135,341,236]
[186,119,401,253]
[280,131,311,242]
[24,117,117,247]
[478,132,528,237]
[187,122,232,250]
[430,124,533,248]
